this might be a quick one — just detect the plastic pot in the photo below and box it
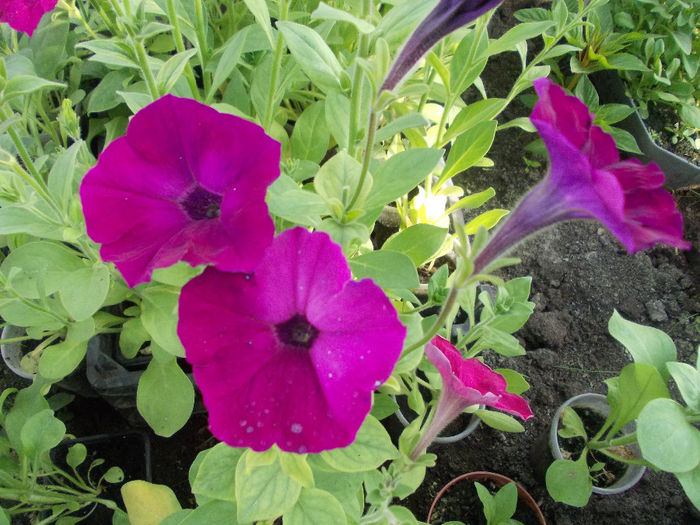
[427,471,546,524]
[1,325,96,397]
[591,70,700,190]
[549,392,646,495]
[395,400,481,444]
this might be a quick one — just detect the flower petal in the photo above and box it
[0,0,57,36]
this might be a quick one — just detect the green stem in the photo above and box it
[166,0,200,100]
[133,39,160,100]
[403,282,460,354]
[345,110,377,212]
[194,1,211,95]
[34,95,62,148]
[263,0,290,130]
[589,431,638,451]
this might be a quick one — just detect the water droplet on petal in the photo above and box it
[298,445,307,454]
[291,423,303,434]
[239,420,247,426]
[246,426,254,433]
[374,380,381,387]
[328,373,333,378]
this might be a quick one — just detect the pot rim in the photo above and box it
[427,470,547,524]
[550,392,646,495]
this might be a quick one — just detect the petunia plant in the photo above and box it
[0,0,693,523]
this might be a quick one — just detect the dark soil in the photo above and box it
[1,1,697,524]
[402,3,700,524]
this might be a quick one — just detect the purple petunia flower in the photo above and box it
[411,335,532,459]
[177,227,406,454]
[381,0,504,92]
[80,95,280,287]
[472,78,691,275]
[0,0,58,36]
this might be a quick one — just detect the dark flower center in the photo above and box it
[276,314,319,349]
[181,185,223,220]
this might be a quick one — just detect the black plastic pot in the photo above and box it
[591,70,700,190]
[86,335,204,426]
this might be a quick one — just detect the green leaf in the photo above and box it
[667,362,700,412]
[325,91,350,150]
[59,263,110,321]
[277,22,344,94]
[607,363,670,436]
[606,53,649,72]
[464,209,509,234]
[374,113,429,144]
[139,285,186,357]
[191,443,244,502]
[1,241,84,299]
[119,317,150,359]
[311,2,375,33]
[320,415,399,472]
[236,452,301,523]
[680,104,700,129]
[211,28,249,98]
[77,40,138,69]
[317,219,369,254]
[20,409,65,462]
[308,469,364,522]
[2,75,65,101]
[3,381,50,451]
[494,368,530,395]
[267,175,326,228]
[608,310,676,379]
[157,49,197,94]
[637,398,700,473]
[160,501,238,524]
[440,120,497,185]
[48,142,82,213]
[291,101,330,164]
[103,466,125,483]
[557,407,587,439]
[283,487,346,525]
[122,481,182,525]
[349,250,419,290]
[474,409,525,433]
[66,443,87,469]
[677,466,700,512]
[382,224,447,266]
[279,453,314,489]
[442,99,505,145]
[137,357,194,437]
[485,21,555,57]
[365,148,443,210]
[242,0,274,47]
[88,70,132,113]
[39,318,95,380]
[314,151,369,214]
[0,206,63,239]
[545,459,592,507]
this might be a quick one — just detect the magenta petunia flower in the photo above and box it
[472,78,690,275]
[381,0,504,92]
[80,95,280,287]
[177,227,406,454]
[411,335,532,459]
[0,0,58,36]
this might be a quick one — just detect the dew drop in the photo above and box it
[257,421,263,428]
[239,420,247,426]
[291,423,303,434]
[374,380,381,387]
[246,426,254,433]
[328,372,333,378]
[264,409,270,414]
[298,445,307,454]
[248,340,252,345]
[337,317,342,322]
[360,355,364,360]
